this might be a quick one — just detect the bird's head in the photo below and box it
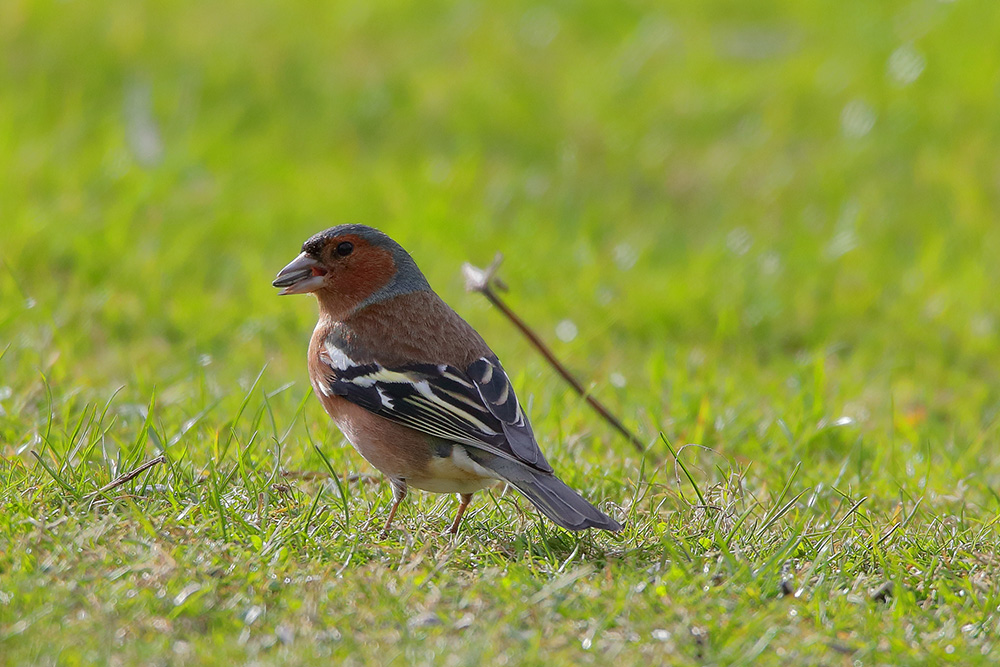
[273,224,431,317]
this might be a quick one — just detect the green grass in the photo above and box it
[3,0,1000,663]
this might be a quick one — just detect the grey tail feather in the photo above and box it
[464,447,622,532]
[507,473,623,533]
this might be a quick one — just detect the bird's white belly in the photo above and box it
[407,445,499,494]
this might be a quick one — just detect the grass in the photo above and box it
[3,0,1000,663]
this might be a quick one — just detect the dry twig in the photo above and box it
[463,254,648,456]
[87,455,166,498]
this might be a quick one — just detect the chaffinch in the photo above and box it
[273,224,622,535]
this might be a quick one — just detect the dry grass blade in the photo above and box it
[87,455,166,498]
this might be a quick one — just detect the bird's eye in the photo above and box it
[336,241,354,257]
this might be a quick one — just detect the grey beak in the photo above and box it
[272,253,325,295]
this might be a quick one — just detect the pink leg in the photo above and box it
[380,479,407,537]
[446,493,473,535]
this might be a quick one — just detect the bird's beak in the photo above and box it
[272,252,328,295]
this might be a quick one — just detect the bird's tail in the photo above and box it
[467,448,622,532]
[507,474,622,532]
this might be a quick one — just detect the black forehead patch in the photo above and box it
[302,230,337,257]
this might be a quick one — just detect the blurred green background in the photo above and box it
[3,0,1000,663]
[5,0,998,386]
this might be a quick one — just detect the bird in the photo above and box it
[272,224,622,535]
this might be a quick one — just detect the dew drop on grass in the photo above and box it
[841,100,876,138]
[825,229,858,260]
[970,314,996,338]
[556,319,578,343]
[887,45,925,86]
[124,79,164,166]
[726,227,752,255]
[759,251,782,275]
[595,286,615,305]
[613,242,638,270]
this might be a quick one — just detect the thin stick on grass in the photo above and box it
[463,254,647,456]
[87,455,166,498]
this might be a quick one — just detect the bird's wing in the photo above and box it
[317,346,553,473]
[466,356,550,470]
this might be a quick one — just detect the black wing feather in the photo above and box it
[319,354,551,472]
[467,356,551,471]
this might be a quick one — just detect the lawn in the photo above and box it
[3,0,1000,664]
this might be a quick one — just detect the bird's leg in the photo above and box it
[381,478,407,537]
[446,493,474,535]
